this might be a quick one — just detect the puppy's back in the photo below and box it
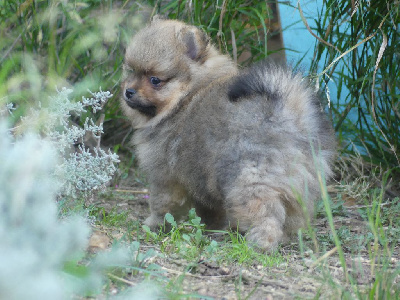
[177,61,336,212]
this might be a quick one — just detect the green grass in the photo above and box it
[216,230,286,268]
[140,208,286,269]
[297,159,400,299]
[90,206,131,227]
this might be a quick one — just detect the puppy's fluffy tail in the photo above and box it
[227,60,330,136]
[228,60,308,103]
[228,61,280,102]
[228,59,336,174]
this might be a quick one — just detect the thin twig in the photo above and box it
[161,266,234,279]
[370,29,399,165]
[297,1,341,53]
[350,0,359,17]
[218,0,228,36]
[107,273,135,286]
[149,0,160,20]
[1,33,22,63]
[240,270,289,289]
[318,32,376,77]
[346,202,390,209]
[230,28,237,64]
[371,30,387,125]
[96,113,105,150]
[217,0,228,52]
[114,189,149,194]
[309,247,338,269]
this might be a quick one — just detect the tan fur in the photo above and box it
[120,18,336,251]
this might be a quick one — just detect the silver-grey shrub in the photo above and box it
[0,120,90,299]
[0,88,139,299]
[20,87,119,198]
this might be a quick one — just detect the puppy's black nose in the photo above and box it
[125,88,136,99]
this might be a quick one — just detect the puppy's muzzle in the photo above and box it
[124,88,156,117]
[125,88,136,100]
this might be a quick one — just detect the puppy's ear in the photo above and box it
[177,27,210,61]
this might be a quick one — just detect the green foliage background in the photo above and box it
[2,0,399,173]
[309,0,399,171]
[0,0,142,124]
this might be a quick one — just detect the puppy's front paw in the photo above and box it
[245,220,283,252]
[143,214,164,231]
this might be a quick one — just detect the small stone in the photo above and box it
[88,231,110,253]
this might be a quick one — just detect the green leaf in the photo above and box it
[165,213,177,227]
[182,233,191,243]
[195,229,202,243]
[63,260,90,278]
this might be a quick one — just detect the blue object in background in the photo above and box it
[279,1,318,68]
[279,1,345,113]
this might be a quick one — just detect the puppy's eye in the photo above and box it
[150,76,162,87]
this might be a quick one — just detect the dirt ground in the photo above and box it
[87,171,400,299]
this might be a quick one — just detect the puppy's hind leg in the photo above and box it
[225,185,286,251]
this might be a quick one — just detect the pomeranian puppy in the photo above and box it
[120,17,336,251]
